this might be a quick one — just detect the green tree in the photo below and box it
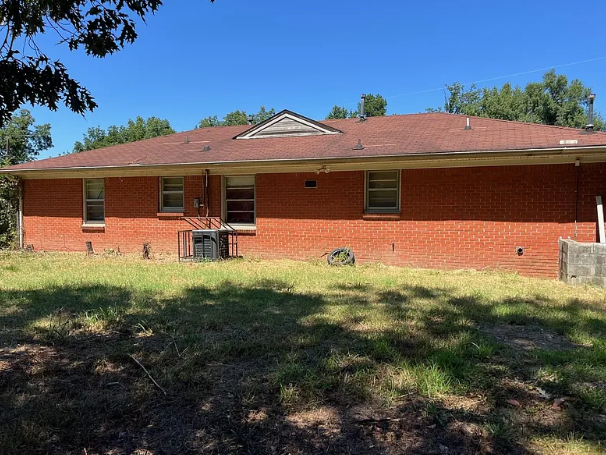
[0,1,215,127]
[429,70,603,129]
[361,94,388,117]
[123,117,174,142]
[196,106,276,128]
[0,173,18,247]
[222,110,248,126]
[326,106,351,119]
[252,106,276,124]
[0,109,52,247]
[197,116,222,128]
[0,110,52,165]
[73,116,175,153]
[326,95,387,120]
[73,127,107,153]
[427,82,482,116]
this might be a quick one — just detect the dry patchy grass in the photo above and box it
[1,252,606,454]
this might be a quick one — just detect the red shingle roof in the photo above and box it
[5,112,606,172]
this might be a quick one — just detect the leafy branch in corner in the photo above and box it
[0,1,215,127]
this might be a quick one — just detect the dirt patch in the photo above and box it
[286,406,341,436]
[482,324,578,351]
[440,395,491,415]
[0,344,66,376]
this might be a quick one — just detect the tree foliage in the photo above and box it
[197,115,222,128]
[73,116,175,152]
[361,94,388,117]
[0,109,52,247]
[0,0,214,127]
[428,70,603,129]
[326,105,355,120]
[222,110,248,126]
[326,94,388,119]
[252,106,276,125]
[0,109,52,165]
[0,174,18,248]
[196,106,276,128]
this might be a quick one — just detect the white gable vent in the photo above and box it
[235,110,342,140]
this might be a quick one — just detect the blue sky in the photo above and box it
[30,0,606,158]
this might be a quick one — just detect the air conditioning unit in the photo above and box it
[192,230,230,261]
[192,230,219,260]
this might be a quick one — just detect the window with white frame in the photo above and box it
[160,177,184,212]
[224,175,255,225]
[84,179,105,224]
[365,170,400,212]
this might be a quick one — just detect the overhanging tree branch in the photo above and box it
[0,0,215,127]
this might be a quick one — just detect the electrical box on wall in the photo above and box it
[194,198,200,208]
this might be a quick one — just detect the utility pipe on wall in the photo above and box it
[574,159,580,240]
[204,169,210,217]
[17,179,23,249]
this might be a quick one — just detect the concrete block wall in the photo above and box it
[559,239,606,286]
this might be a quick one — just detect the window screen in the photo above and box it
[84,179,105,223]
[366,171,399,211]
[225,176,255,224]
[161,177,184,212]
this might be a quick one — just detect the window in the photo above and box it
[160,177,184,212]
[365,170,400,212]
[224,175,255,225]
[84,179,105,224]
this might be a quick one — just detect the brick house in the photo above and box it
[4,110,606,277]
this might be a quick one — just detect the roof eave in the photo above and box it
[4,145,606,179]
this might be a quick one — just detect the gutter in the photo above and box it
[3,145,606,178]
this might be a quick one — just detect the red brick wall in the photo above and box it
[22,175,214,253]
[21,163,606,276]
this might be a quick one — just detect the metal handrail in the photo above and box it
[181,216,238,231]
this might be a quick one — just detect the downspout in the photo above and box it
[574,159,580,240]
[17,178,23,249]
[204,169,210,217]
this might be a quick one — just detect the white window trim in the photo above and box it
[222,175,256,229]
[160,177,185,213]
[364,170,401,213]
[82,178,105,226]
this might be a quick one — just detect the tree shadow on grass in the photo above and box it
[414,292,606,452]
[0,284,133,342]
[1,279,605,454]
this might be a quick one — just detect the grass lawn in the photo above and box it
[1,252,606,454]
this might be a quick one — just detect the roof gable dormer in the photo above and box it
[235,109,342,139]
